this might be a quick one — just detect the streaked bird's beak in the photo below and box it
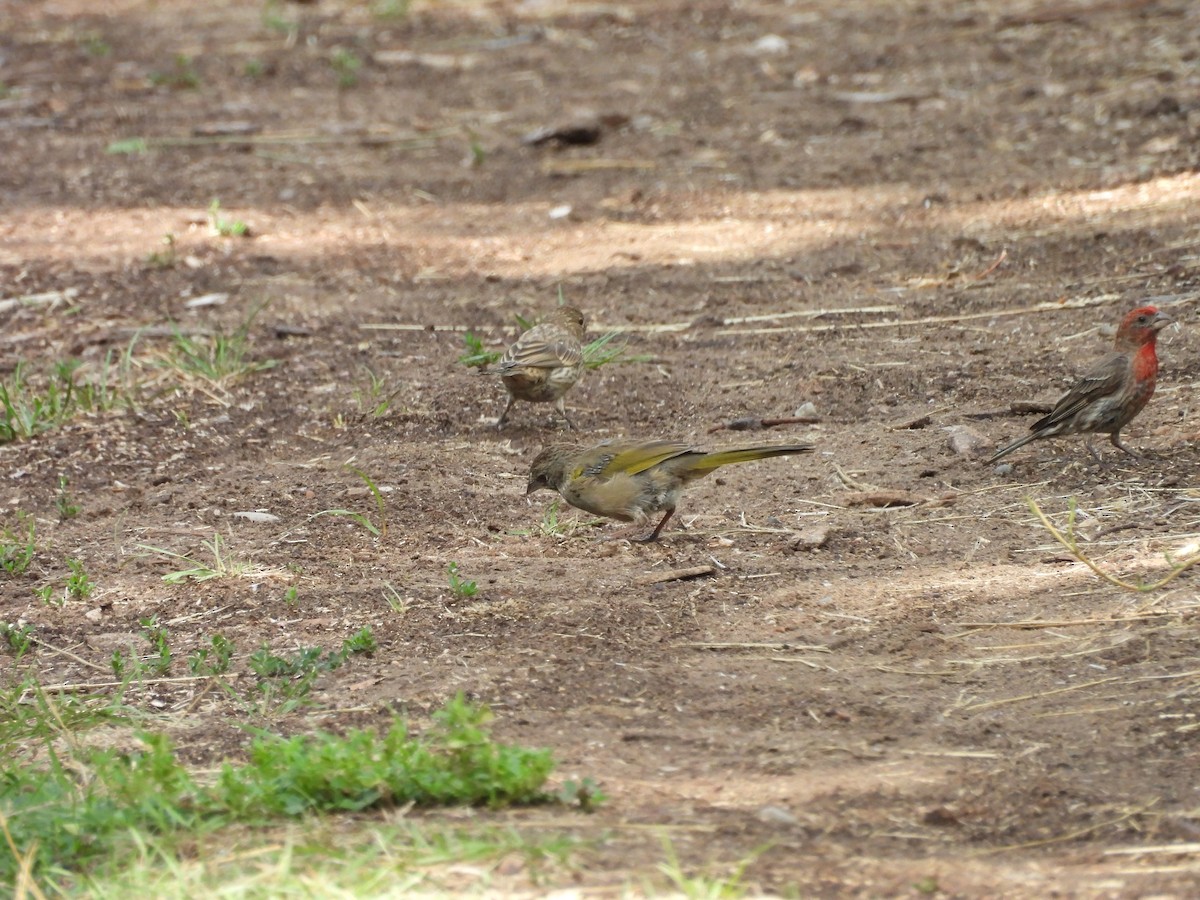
[1153,311,1173,330]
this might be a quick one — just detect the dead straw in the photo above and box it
[1028,497,1200,592]
[976,799,1159,855]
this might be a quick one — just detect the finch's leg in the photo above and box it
[555,398,575,431]
[1109,432,1145,459]
[634,508,676,543]
[496,397,515,429]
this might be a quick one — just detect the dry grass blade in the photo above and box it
[1028,497,1200,592]
[682,642,831,652]
[0,807,48,900]
[951,614,1170,629]
[1104,842,1200,857]
[958,676,1121,713]
[28,636,111,673]
[716,293,1122,336]
[636,566,715,586]
[977,799,1159,855]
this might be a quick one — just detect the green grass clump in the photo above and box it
[0,515,36,575]
[0,361,88,443]
[149,54,200,90]
[0,623,34,657]
[0,352,136,444]
[157,305,276,387]
[582,330,628,369]
[216,694,554,817]
[329,47,362,89]
[459,331,501,368]
[310,466,389,538]
[0,693,572,887]
[447,562,478,598]
[206,199,249,237]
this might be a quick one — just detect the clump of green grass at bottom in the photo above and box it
[75,820,583,898]
[1,693,580,889]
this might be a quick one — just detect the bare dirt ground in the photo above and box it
[3,0,1200,895]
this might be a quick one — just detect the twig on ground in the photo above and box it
[1029,497,1200,592]
[708,415,819,433]
[973,248,1007,279]
[636,566,715,586]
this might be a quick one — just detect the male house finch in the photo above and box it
[989,305,1172,464]
[526,438,814,541]
[485,306,586,429]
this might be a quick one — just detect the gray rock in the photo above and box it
[945,424,991,458]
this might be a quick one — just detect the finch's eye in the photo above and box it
[1137,315,1148,324]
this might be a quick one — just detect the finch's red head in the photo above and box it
[1115,306,1171,349]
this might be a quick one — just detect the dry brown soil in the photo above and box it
[3,0,1200,895]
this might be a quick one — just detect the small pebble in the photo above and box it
[792,525,831,550]
[751,35,789,55]
[945,424,991,458]
[757,805,798,826]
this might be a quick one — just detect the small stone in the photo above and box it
[757,804,798,825]
[945,424,991,458]
[792,525,831,550]
[793,401,818,417]
[184,292,229,309]
[993,462,1014,476]
[233,510,281,524]
[751,35,789,55]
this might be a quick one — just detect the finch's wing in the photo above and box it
[1033,352,1128,430]
[503,325,582,370]
[578,440,692,480]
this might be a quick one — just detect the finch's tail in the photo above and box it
[988,432,1039,464]
[694,444,815,472]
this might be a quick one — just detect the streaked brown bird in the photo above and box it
[486,306,586,429]
[989,305,1172,464]
[526,438,814,541]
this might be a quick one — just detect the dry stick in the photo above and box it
[144,130,453,148]
[716,293,1121,336]
[978,799,1159,855]
[179,676,221,717]
[708,415,819,433]
[959,675,1122,713]
[997,0,1154,29]
[636,565,715,586]
[0,808,47,900]
[952,614,1169,628]
[899,748,1000,759]
[834,464,880,492]
[1104,842,1200,858]
[36,675,227,692]
[30,636,110,673]
[540,158,656,173]
[719,303,900,325]
[874,665,960,676]
[972,247,1007,279]
[766,656,828,669]
[0,288,78,313]
[1028,498,1200,592]
[683,641,831,653]
[359,302,905,336]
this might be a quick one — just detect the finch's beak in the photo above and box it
[1152,310,1173,330]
